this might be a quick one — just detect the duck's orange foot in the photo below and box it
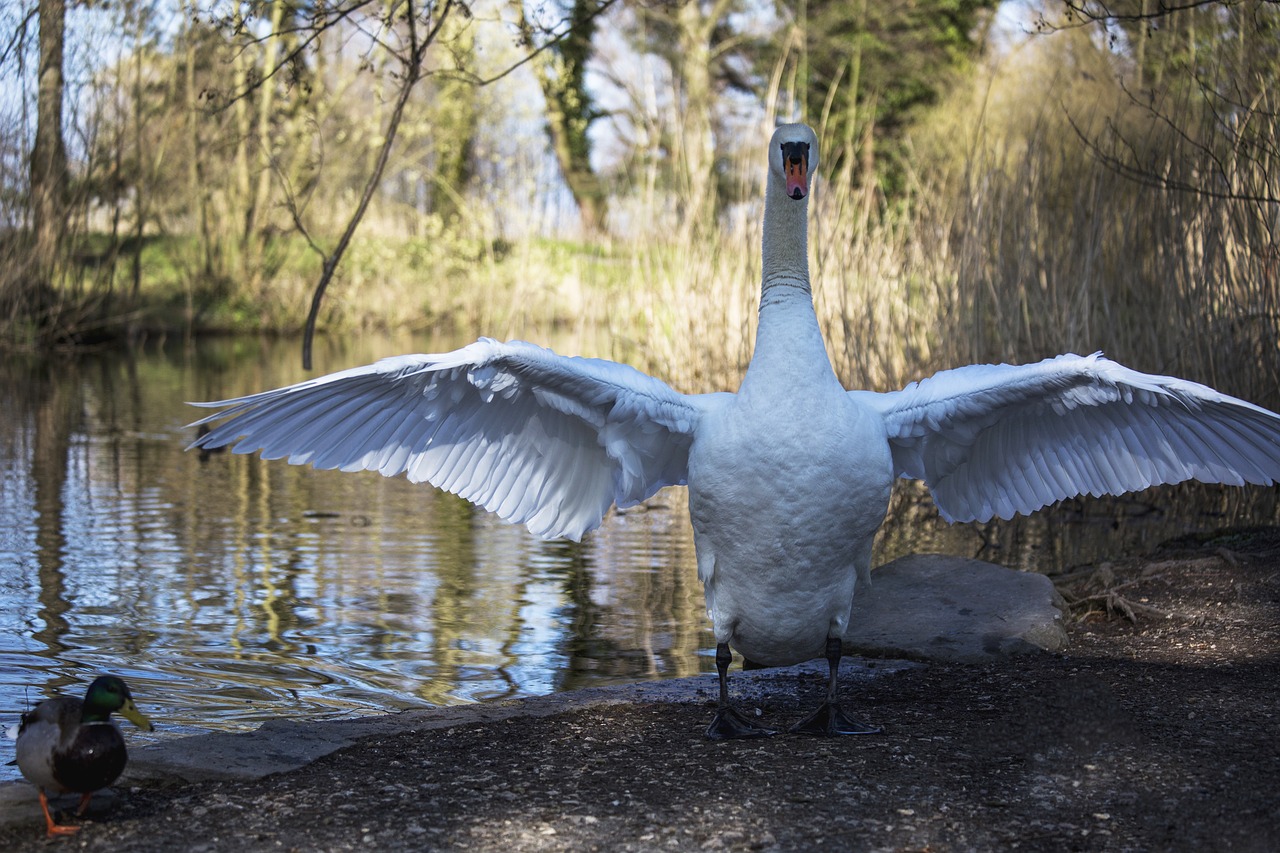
[39,791,81,837]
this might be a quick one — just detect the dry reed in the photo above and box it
[595,43,1279,410]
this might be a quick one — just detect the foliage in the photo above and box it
[769,0,1000,196]
[0,0,1276,414]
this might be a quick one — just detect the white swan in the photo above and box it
[190,123,1280,738]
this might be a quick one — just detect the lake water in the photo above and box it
[2,332,1277,781]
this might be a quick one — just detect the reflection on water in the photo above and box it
[1,334,1277,782]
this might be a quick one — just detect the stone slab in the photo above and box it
[0,658,918,830]
[845,553,1069,663]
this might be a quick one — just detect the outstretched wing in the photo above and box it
[854,352,1280,523]
[189,338,726,541]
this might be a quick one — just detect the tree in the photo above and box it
[663,0,731,237]
[211,0,472,366]
[306,1,456,367]
[29,0,66,294]
[601,0,745,236]
[422,15,479,228]
[514,0,610,235]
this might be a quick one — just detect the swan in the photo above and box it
[189,123,1280,739]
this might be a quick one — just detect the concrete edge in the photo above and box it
[0,658,921,830]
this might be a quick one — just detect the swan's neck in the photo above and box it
[759,185,812,310]
[743,179,838,392]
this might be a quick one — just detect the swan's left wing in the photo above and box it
[189,338,725,541]
[853,352,1280,523]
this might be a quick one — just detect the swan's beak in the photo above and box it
[781,142,809,200]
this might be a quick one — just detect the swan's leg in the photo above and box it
[790,637,882,736]
[706,642,776,740]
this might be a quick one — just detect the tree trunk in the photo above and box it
[540,90,607,236]
[514,0,607,235]
[670,0,730,240]
[430,20,477,227]
[31,0,68,289]
[242,0,287,296]
[184,3,214,331]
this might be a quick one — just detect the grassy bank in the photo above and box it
[21,146,1280,415]
[6,231,622,346]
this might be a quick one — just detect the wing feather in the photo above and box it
[189,338,722,540]
[861,352,1280,522]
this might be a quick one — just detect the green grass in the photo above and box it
[41,229,652,348]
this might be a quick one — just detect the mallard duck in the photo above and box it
[11,675,153,836]
[189,123,1280,739]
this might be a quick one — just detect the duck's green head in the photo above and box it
[83,676,154,731]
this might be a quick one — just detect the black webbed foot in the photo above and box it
[706,705,777,740]
[789,701,882,736]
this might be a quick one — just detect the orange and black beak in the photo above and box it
[781,141,810,199]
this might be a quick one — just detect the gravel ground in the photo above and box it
[3,527,1277,852]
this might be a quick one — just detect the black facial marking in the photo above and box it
[780,141,810,165]
[780,140,810,198]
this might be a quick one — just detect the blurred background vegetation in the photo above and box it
[1,0,1277,403]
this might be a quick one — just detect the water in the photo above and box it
[2,333,1277,782]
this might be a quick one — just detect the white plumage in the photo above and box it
[860,352,1280,524]
[193,339,721,542]
[190,124,1280,738]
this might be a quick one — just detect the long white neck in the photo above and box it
[760,179,812,307]
[742,173,837,393]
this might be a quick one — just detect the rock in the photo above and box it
[844,554,1068,663]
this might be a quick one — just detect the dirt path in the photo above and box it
[3,528,1277,852]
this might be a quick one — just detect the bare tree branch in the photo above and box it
[300,0,455,369]
[0,5,37,69]
[1067,109,1279,205]
[455,0,620,87]
[209,0,377,107]
[1060,0,1269,25]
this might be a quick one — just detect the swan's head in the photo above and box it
[769,123,819,201]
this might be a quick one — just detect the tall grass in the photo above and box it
[599,39,1279,411]
[918,36,1280,408]
[10,22,1276,414]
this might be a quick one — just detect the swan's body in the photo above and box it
[190,124,1280,737]
[692,385,890,668]
[689,137,892,672]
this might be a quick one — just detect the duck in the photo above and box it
[188,123,1280,739]
[10,675,153,836]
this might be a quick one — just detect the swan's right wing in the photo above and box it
[854,352,1280,523]
[189,338,729,541]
